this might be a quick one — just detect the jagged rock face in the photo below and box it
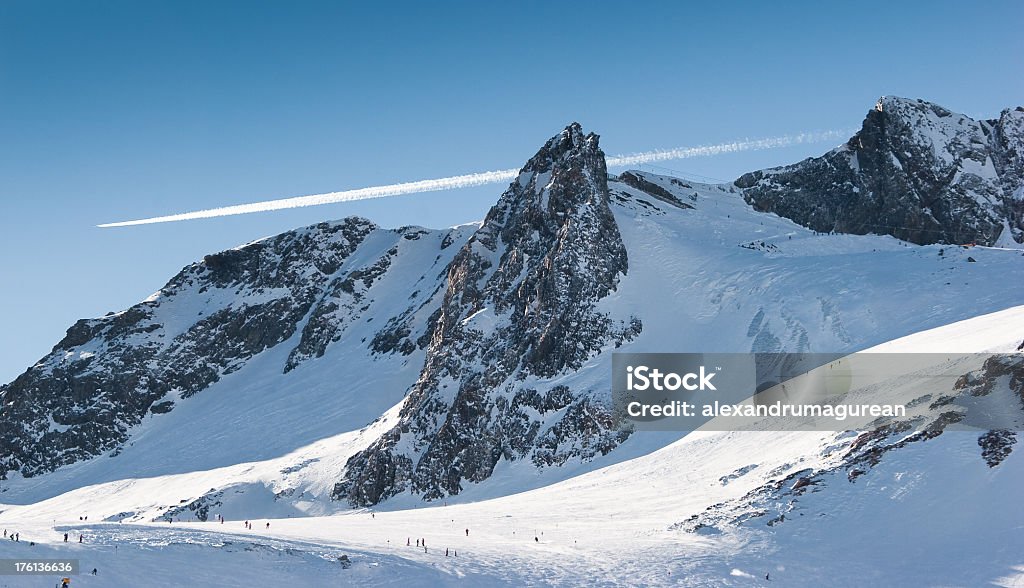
[0,218,463,479]
[335,123,638,505]
[737,97,1024,245]
[617,171,694,210]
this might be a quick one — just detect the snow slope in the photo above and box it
[0,306,1021,587]
[1,115,1022,585]
[3,168,1024,514]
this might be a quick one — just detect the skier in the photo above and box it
[78,534,83,543]
[91,568,98,575]
[416,539,420,547]
[266,522,270,530]
[465,528,469,537]
[63,533,68,542]
[534,536,539,543]
[765,573,770,581]
[445,548,449,557]
[407,538,410,546]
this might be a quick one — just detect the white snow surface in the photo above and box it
[1,172,1023,585]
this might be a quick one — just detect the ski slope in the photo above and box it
[1,306,1021,586]
[1,168,1023,585]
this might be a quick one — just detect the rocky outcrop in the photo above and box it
[736,97,1024,245]
[676,354,1024,533]
[617,171,694,210]
[334,123,639,505]
[0,218,468,479]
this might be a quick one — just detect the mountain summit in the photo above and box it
[737,96,1024,246]
[336,123,638,504]
[2,100,1023,513]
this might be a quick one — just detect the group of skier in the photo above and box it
[240,520,271,530]
[403,528,474,558]
[407,536,459,557]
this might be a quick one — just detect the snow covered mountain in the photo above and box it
[0,216,478,481]
[0,308,1022,587]
[738,96,1024,246]
[337,124,640,505]
[1,96,1023,528]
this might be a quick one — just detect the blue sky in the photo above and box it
[1,0,1021,382]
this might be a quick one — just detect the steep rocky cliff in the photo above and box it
[335,123,639,504]
[736,97,1024,245]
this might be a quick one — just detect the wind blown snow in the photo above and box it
[97,130,851,228]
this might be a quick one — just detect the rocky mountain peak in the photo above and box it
[875,94,945,114]
[737,97,1024,246]
[335,124,638,505]
[483,122,607,232]
[521,121,598,172]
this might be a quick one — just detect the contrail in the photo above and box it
[97,129,850,227]
[604,129,849,167]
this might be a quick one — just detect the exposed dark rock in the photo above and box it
[618,171,693,210]
[737,97,1024,245]
[158,490,224,522]
[335,123,639,505]
[978,430,1017,467]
